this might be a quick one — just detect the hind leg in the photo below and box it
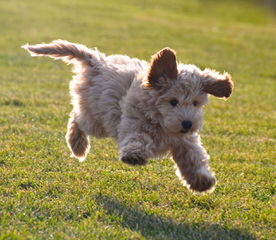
[66,112,90,161]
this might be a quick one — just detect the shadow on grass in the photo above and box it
[96,195,256,240]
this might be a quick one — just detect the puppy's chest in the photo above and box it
[141,123,171,154]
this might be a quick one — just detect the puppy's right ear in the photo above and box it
[144,48,178,89]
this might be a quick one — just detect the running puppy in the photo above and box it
[23,40,233,193]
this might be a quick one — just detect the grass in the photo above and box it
[0,0,275,239]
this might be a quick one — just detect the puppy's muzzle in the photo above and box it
[181,120,192,133]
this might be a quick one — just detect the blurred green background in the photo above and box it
[0,0,275,239]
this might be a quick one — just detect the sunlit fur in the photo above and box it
[23,40,233,193]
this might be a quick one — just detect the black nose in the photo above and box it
[182,120,193,129]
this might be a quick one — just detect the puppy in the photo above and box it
[23,40,233,193]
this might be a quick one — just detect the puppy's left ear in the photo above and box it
[145,48,178,89]
[201,69,234,99]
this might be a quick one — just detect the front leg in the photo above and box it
[172,134,216,193]
[118,115,154,166]
[118,132,154,166]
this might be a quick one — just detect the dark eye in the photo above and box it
[193,101,198,106]
[170,99,178,107]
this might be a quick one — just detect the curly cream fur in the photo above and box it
[23,40,233,193]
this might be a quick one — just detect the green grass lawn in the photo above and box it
[0,0,275,239]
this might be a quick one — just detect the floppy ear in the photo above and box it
[145,48,178,89]
[201,69,233,99]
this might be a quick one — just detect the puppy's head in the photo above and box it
[143,48,233,136]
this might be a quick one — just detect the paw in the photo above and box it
[66,121,90,161]
[189,168,216,193]
[121,152,147,166]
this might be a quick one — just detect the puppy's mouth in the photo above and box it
[180,129,189,134]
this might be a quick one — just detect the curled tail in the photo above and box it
[22,39,104,66]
